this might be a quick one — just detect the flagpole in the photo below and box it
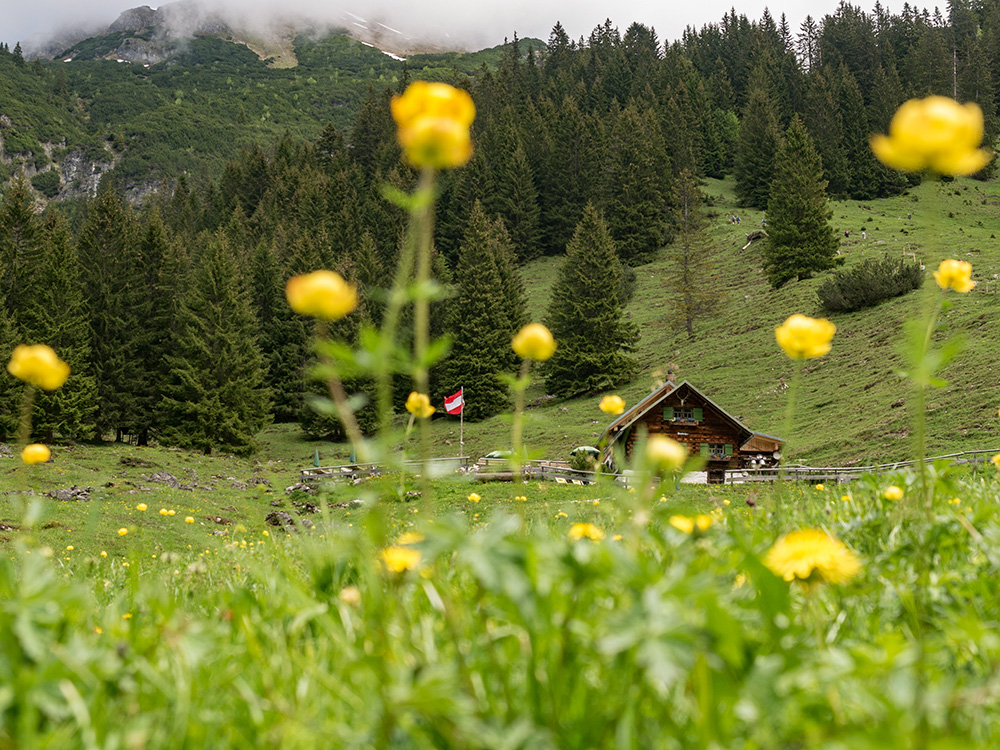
[459,386,464,458]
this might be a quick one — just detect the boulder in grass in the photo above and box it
[265,511,297,529]
[46,486,93,502]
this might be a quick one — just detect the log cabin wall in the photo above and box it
[623,387,749,471]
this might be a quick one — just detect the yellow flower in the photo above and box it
[21,443,50,465]
[66,545,74,551]
[669,514,714,534]
[285,270,358,321]
[991,454,1000,470]
[405,392,435,418]
[160,508,169,516]
[118,528,128,536]
[933,259,975,293]
[599,394,626,415]
[511,323,556,361]
[381,545,422,573]
[764,529,862,586]
[167,510,176,516]
[184,516,194,524]
[612,534,623,541]
[467,492,481,503]
[397,531,424,546]
[775,314,836,360]
[884,485,904,501]
[100,551,107,558]
[136,503,147,511]
[870,96,992,176]
[645,435,687,473]
[568,522,605,542]
[556,511,568,518]
[815,484,825,491]
[391,81,475,169]
[7,344,70,390]
[842,495,851,503]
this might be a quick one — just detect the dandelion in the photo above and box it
[669,514,714,534]
[21,443,50,465]
[599,394,626,415]
[405,391,435,418]
[567,522,605,542]
[775,314,836,360]
[764,529,862,586]
[884,485,904,501]
[117,528,128,536]
[391,81,475,169]
[66,545,74,551]
[160,508,169,516]
[870,96,992,176]
[842,495,851,503]
[136,503,147,511]
[815,484,825,491]
[381,546,422,573]
[167,510,176,516]
[7,344,70,390]
[285,270,358,321]
[184,517,194,524]
[511,323,556,361]
[467,492,481,503]
[933,259,975,293]
[645,435,687,473]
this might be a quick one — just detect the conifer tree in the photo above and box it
[438,203,523,420]
[0,174,40,317]
[20,212,98,439]
[665,170,721,339]
[764,116,840,288]
[734,80,782,209]
[76,188,146,440]
[544,204,637,398]
[158,233,270,456]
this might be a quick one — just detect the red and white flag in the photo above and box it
[444,388,464,415]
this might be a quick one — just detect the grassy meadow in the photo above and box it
[4,175,1000,747]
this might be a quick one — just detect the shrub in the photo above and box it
[817,255,923,312]
[31,170,61,198]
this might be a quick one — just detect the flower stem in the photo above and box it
[412,166,436,504]
[510,359,531,489]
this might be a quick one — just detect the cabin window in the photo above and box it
[700,443,733,459]
[666,406,703,422]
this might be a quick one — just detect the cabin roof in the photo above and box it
[600,380,783,451]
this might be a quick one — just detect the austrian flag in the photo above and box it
[444,388,464,415]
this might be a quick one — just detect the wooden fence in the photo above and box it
[301,456,471,482]
[724,449,1000,484]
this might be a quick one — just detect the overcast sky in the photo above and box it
[4,0,859,53]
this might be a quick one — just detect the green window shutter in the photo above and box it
[663,406,674,421]
[693,407,703,422]
[700,444,709,457]
[724,444,733,456]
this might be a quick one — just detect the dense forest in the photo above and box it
[2,0,999,454]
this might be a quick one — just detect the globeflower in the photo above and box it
[599,394,626,415]
[405,392,435,418]
[467,492,481,503]
[511,323,556,361]
[933,259,975,293]
[285,270,357,321]
[775,314,836,360]
[391,81,475,169]
[21,443,50,465]
[883,485,904,501]
[7,344,70,390]
[764,528,862,587]
[990,454,1000,470]
[870,96,992,176]
[567,522,605,542]
[669,514,714,534]
[644,435,687,473]
[381,545,422,574]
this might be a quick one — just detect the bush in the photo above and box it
[31,170,61,198]
[817,255,923,312]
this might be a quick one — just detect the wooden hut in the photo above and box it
[600,380,783,483]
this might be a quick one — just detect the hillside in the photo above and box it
[321,175,996,470]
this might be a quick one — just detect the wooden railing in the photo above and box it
[724,449,1000,484]
[301,456,472,482]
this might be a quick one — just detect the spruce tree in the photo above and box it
[20,212,98,440]
[158,233,270,456]
[544,204,638,398]
[764,116,840,288]
[0,174,40,317]
[0,288,20,442]
[734,79,782,209]
[438,203,523,420]
[664,170,721,339]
